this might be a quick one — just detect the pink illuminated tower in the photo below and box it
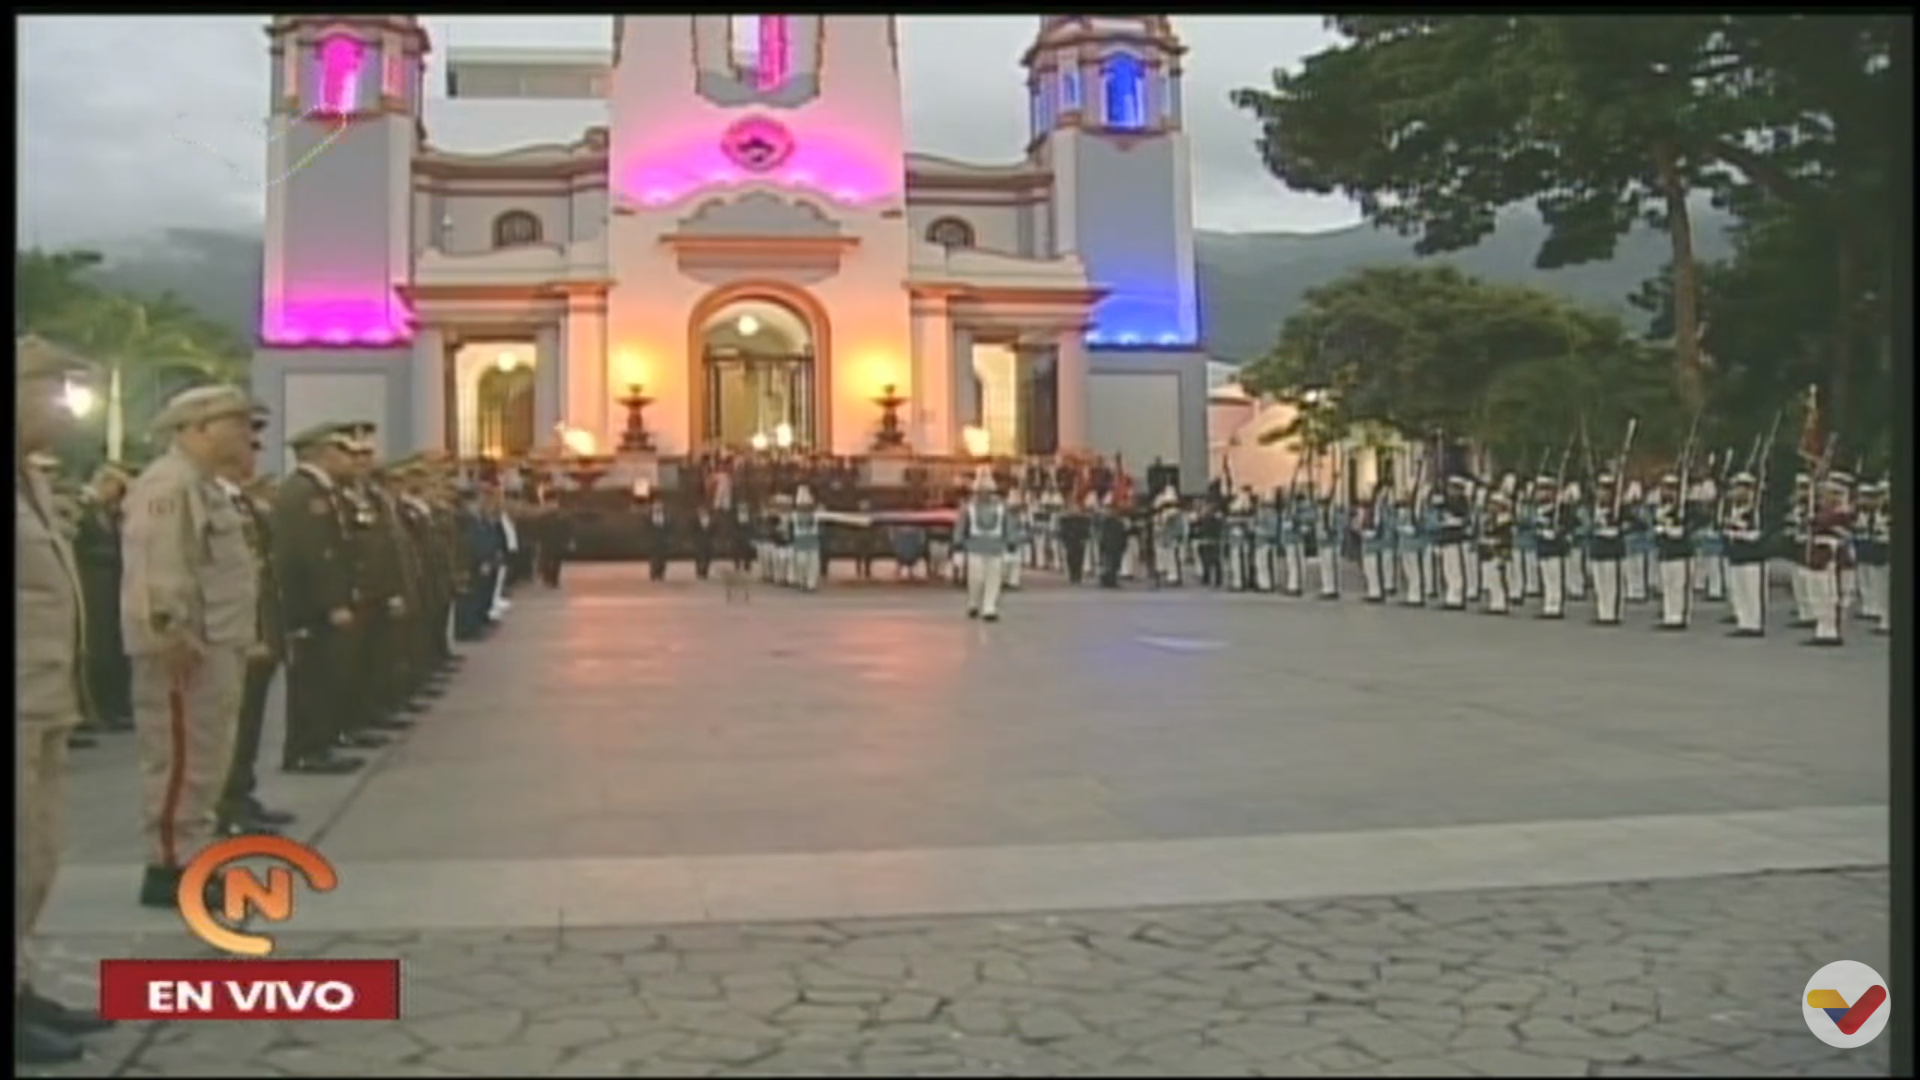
[253,16,426,462]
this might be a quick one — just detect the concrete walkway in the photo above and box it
[28,566,1892,1076]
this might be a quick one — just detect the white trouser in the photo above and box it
[1728,561,1765,633]
[1439,543,1467,608]
[1702,553,1726,600]
[1121,538,1139,579]
[1508,550,1526,599]
[491,566,509,618]
[1224,541,1245,590]
[794,548,820,591]
[1252,546,1274,592]
[1591,558,1623,623]
[1806,566,1842,642]
[1315,544,1339,598]
[1481,556,1509,613]
[1539,555,1565,617]
[1657,558,1690,627]
[1362,550,1386,600]
[1522,548,1542,597]
[1399,548,1425,604]
[1155,539,1179,583]
[1625,551,1649,602]
[1428,548,1443,598]
[1283,543,1305,595]
[1002,552,1023,589]
[1840,568,1858,615]
[965,553,1005,617]
[1463,546,1481,600]
[1566,548,1588,599]
[1790,562,1814,623]
[1859,563,1887,619]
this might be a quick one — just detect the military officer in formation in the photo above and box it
[1105,454,1887,648]
[16,335,120,1064]
[955,466,1012,620]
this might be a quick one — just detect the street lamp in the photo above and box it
[773,421,793,450]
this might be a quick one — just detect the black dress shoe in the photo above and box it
[217,817,280,837]
[1654,623,1687,631]
[139,865,224,911]
[245,799,297,826]
[20,986,115,1035]
[1537,612,1565,620]
[14,1019,82,1064]
[283,754,362,775]
[67,732,98,750]
[338,732,387,750]
[1802,638,1843,648]
[1727,629,1765,638]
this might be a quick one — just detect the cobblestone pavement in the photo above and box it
[30,868,1890,1078]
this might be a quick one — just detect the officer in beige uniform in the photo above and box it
[122,386,261,909]
[15,336,118,1064]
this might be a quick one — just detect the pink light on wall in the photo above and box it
[757,16,791,91]
[262,291,413,348]
[622,124,900,209]
[316,36,365,115]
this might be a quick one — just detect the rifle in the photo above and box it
[1609,418,1640,521]
[1673,409,1705,530]
[1577,416,1599,485]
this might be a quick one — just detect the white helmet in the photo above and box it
[1153,486,1179,509]
[1230,491,1252,512]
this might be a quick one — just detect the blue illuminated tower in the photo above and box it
[1024,15,1200,347]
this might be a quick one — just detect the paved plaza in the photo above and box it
[30,565,1893,1076]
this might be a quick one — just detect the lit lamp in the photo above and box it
[616,383,655,452]
[961,425,991,459]
[495,351,519,372]
[773,422,794,450]
[870,383,908,452]
[749,431,770,453]
[62,382,96,418]
[558,427,612,491]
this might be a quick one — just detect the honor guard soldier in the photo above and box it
[1514,477,1543,599]
[1250,491,1279,592]
[1461,479,1485,603]
[1588,473,1628,625]
[1479,486,1517,614]
[1804,474,1853,646]
[1191,494,1223,588]
[1151,487,1183,585]
[1690,477,1727,603]
[1854,479,1890,633]
[1395,486,1428,606]
[1312,488,1343,599]
[1094,492,1129,588]
[123,386,261,909]
[1651,472,1694,630]
[1034,488,1062,571]
[1224,489,1254,591]
[956,467,1010,620]
[1720,473,1768,637]
[789,485,823,591]
[272,422,366,775]
[16,335,120,1063]
[1359,480,1394,603]
[1783,472,1815,626]
[1002,488,1028,591]
[1535,480,1576,620]
[216,406,298,837]
[1436,477,1472,610]
[1623,481,1653,603]
[1566,486,1592,602]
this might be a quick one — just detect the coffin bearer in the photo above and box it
[215,406,298,836]
[16,335,118,1063]
[957,466,1011,620]
[271,423,365,775]
[123,386,261,909]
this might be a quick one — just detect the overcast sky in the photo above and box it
[17,15,1361,249]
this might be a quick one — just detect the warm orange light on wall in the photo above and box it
[858,353,903,398]
[614,348,649,387]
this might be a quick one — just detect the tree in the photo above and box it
[1238,265,1678,470]
[1230,15,1898,415]
[14,248,247,461]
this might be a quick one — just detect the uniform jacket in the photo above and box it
[18,463,89,725]
[121,447,258,653]
[271,465,357,637]
[955,500,1011,557]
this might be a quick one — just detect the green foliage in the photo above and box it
[15,247,248,461]
[1238,265,1680,468]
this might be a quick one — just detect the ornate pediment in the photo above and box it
[674,192,842,240]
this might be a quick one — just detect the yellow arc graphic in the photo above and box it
[1806,989,1849,1010]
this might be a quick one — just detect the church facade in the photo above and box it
[251,15,1212,484]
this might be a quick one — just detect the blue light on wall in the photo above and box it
[1061,67,1081,111]
[1082,265,1200,348]
[1102,54,1146,130]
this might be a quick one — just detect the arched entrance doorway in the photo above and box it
[696,297,819,451]
[473,349,537,459]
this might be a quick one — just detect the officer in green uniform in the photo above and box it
[270,422,364,775]
[375,454,430,722]
[215,407,297,834]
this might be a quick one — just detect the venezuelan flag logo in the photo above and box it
[1807,984,1888,1037]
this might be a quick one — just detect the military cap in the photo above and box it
[1823,471,1855,491]
[17,334,94,381]
[1729,471,1757,487]
[149,384,257,435]
[288,420,358,452]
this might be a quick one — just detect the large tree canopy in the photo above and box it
[1238,265,1683,468]
[1232,14,1900,432]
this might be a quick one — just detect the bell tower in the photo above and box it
[1025,16,1199,347]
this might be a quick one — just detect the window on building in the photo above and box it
[492,211,543,248]
[1102,53,1147,130]
[1061,66,1081,111]
[314,35,366,115]
[729,15,791,90]
[926,217,976,250]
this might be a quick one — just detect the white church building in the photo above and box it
[251,15,1213,484]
